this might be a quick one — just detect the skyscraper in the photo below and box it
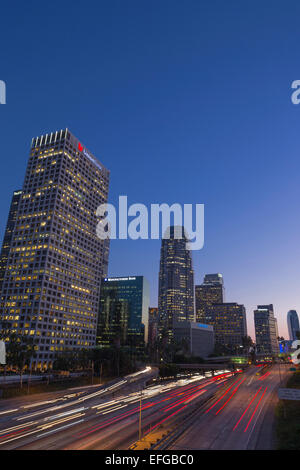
[287,310,300,341]
[195,273,224,323]
[205,302,247,353]
[0,129,110,369]
[0,190,22,292]
[97,276,149,351]
[254,304,279,355]
[158,226,194,342]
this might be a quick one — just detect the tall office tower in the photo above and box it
[205,302,247,353]
[287,310,300,341]
[158,226,195,343]
[195,273,224,323]
[0,129,110,369]
[97,276,149,351]
[254,304,279,355]
[0,190,22,292]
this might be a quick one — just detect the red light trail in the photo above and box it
[215,379,246,415]
[232,386,263,431]
[204,378,243,414]
[244,387,268,432]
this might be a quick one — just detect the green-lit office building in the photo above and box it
[97,276,149,351]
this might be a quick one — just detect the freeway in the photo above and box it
[169,364,289,450]
[0,367,236,450]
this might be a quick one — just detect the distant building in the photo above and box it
[195,273,224,323]
[254,305,279,355]
[158,226,195,343]
[97,276,149,351]
[279,339,293,354]
[287,310,300,341]
[173,321,214,358]
[205,302,247,353]
[148,307,159,348]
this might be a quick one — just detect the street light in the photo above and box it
[138,386,143,441]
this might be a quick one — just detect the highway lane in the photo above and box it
[0,368,237,449]
[0,367,156,416]
[0,367,155,446]
[170,364,288,450]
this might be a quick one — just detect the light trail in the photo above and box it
[74,378,211,439]
[215,379,246,415]
[0,426,33,442]
[0,370,232,449]
[37,419,85,439]
[101,404,128,415]
[205,378,243,414]
[233,386,263,431]
[259,371,271,380]
[244,387,268,432]
[0,421,37,436]
[150,404,188,431]
[163,389,207,412]
[0,409,18,416]
[42,407,86,422]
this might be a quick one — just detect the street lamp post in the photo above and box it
[27,366,32,394]
[100,363,103,384]
[138,387,143,441]
[91,360,94,386]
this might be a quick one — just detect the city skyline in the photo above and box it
[0,129,294,342]
[2,2,300,341]
[0,128,292,342]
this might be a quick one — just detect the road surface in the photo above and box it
[0,367,233,450]
[170,364,288,450]
[0,364,286,450]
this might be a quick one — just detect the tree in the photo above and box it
[53,349,92,372]
[159,363,180,379]
[5,334,36,388]
[210,342,231,357]
[53,352,75,371]
[242,336,254,351]
[89,345,135,378]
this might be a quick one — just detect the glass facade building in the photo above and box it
[158,226,195,343]
[97,276,149,350]
[254,304,279,355]
[0,129,110,369]
[287,309,300,341]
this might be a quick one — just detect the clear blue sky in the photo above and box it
[1,0,300,339]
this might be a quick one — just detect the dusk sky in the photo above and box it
[1,1,300,339]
